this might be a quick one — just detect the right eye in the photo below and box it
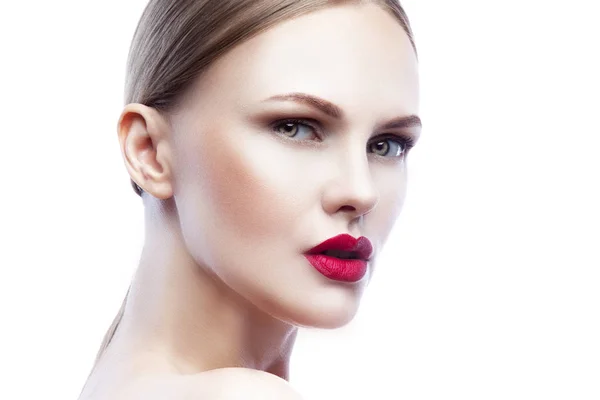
[272,119,319,141]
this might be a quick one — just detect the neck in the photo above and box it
[114,198,298,379]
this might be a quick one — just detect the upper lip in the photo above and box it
[306,234,374,261]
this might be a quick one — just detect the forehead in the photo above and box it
[185,3,419,118]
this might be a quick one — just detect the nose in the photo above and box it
[321,148,379,221]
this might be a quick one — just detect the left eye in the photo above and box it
[368,137,409,157]
[273,120,317,140]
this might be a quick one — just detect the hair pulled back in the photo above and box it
[124,0,416,196]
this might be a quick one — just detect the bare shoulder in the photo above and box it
[108,368,304,400]
[193,368,304,400]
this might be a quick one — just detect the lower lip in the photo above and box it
[304,255,368,283]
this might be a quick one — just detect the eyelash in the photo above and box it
[271,118,415,157]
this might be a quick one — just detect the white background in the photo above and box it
[1,0,599,399]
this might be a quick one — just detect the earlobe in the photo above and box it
[117,103,174,199]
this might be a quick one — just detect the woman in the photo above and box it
[79,0,421,398]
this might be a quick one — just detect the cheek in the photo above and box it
[176,125,310,246]
[369,165,408,242]
[207,146,284,236]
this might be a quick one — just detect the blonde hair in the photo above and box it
[98,0,416,364]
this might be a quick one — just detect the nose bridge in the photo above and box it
[323,142,379,217]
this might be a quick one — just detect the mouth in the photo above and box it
[304,234,374,283]
[306,234,373,261]
[320,250,360,259]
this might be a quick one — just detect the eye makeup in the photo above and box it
[269,117,416,159]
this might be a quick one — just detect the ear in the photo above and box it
[117,103,174,199]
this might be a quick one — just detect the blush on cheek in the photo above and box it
[192,127,296,241]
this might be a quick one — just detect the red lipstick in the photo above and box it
[304,234,373,282]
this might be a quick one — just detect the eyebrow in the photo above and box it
[262,92,422,129]
[264,92,344,119]
[378,114,422,130]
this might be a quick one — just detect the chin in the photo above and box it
[302,306,360,330]
[265,282,366,330]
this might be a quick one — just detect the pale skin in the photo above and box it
[80,3,420,400]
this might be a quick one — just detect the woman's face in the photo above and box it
[169,3,420,328]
